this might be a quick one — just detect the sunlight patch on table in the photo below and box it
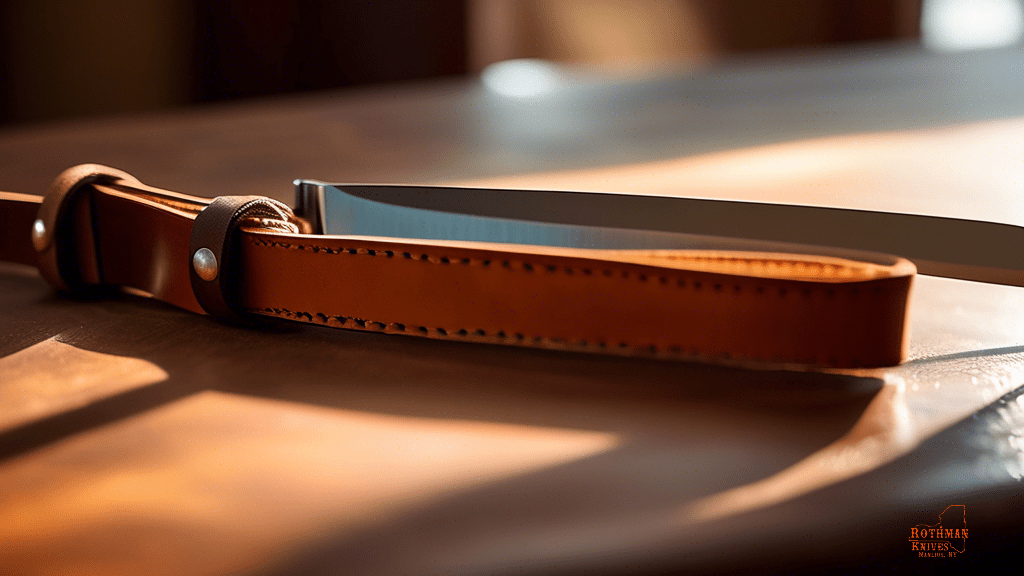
[0,337,168,432]
[0,390,620,576]
[453,117,1024,225]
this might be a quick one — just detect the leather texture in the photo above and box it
[0,191,40,268]
[33,165,141,293]
[0,165,917,368]
[189,195,300,322]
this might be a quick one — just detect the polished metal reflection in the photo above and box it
[303,181,1024,287]
[192,248,218,282]
[30,219,46,251]
[306,181,902,260]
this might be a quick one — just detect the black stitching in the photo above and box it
[253,237,869,281]
[247,237,891,362]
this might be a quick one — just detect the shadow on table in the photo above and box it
[1,264,879,452]
[1,266,885,574]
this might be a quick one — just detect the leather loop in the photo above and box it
[189,196,299,323]
[35,164,141,293]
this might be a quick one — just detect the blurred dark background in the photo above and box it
[0,0,924,127]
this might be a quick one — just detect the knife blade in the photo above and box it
[294,182,1023,287]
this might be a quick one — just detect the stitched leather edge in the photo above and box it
[242,233,913,368]
[246,234,907,293]
[190,196,299,322]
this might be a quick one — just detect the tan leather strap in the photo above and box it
[189,195,301,323]
[33,165,142,293]
[0,165,916,368]
[0,191,41,268]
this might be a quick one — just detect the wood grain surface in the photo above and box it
[2,45,1024,574]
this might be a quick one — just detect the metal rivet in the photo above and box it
[31,219,47,251]
[192,247,218,281]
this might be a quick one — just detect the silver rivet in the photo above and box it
[31,219,47,251]
[192,247,218,281]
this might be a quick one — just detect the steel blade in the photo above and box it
[294,182,1024,286]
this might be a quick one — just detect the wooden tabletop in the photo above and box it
[2,45,1023,574]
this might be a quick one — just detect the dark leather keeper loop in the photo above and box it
[35,164,141,294]
[189,196,298,323]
